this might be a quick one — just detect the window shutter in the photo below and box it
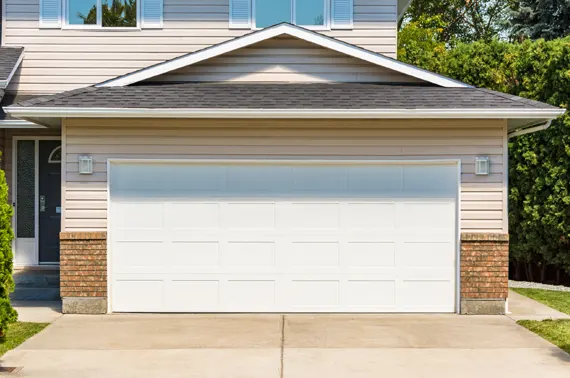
[229,0,251,29]
[141,0,164,29]
[331,0,353,29]
[39,0,61,28]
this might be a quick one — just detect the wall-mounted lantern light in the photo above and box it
[475,156,490,176]
[78,155,93,175]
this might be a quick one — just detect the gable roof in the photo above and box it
[97,23,471,89]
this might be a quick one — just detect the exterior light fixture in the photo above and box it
[475,156,490,176]
[78,155,93,175]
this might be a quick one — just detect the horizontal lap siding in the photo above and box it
[63,118,508,233]
[4,0,398,94]
[154,37,419,83]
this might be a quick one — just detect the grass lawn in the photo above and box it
[517,319,570,354]
[0,322,48,356]
[513,288,570,354]
[511,288,570,315]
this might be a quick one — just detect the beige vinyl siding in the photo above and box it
[4,0,398,94]
[63,118,508,233]
[152,37,420,83]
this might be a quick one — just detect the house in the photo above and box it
[0,0,565,314]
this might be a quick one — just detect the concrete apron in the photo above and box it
[2,314,570,378]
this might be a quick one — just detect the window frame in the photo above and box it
[63,0,141,30]
[252,0,330,31]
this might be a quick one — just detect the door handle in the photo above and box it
[39,195,46,212]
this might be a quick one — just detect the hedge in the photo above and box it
[0,153,17,338]
[399,29,570,283]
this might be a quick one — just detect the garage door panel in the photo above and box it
[341,203,396,229]
[113,280,164,312]
[109,161,458,313]
[222,203,276,229]
[397,202,456,229]
[165,280,220,310]
[345,280,396,307]
[166,203,220,229]
[344,242,396,268]
[113,241,166,274]
[401,242,455,268]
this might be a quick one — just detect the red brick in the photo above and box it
[60,232,107,298]
[460,233,508,300]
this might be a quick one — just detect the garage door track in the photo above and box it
[2,314,570,378]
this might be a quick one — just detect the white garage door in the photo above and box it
[109,161,458,313]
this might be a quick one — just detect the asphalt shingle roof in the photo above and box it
[0,47,23,81]
[13,83,560,110]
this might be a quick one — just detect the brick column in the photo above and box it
[460,233,509,315]
[60,232,107,314]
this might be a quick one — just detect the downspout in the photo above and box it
[507,120,552,139]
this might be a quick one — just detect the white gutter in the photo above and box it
[4,107,566,119]
[0,119,46,128]
[508,120,552,139]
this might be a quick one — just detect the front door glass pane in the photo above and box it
[256,0,291,28]
[295,0,325,26]
[16,140,35,238]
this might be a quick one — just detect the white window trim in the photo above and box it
[252,0,330,31]
[62,0,141,30]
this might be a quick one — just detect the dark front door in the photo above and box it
[38,140,61,264]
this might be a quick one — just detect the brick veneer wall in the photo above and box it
[60,232,107,299]
[461,233,509,302]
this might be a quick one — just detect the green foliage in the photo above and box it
[397,15,448,72]
[79,0,137,27]
[400,0,511,43]
[510,0,570,41]
[0,155,16,339]
[399,32,570,277]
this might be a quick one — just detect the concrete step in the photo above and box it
[11,287,61,301]
[13,270,60,288]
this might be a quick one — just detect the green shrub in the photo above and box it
[399,32,570,281]
[0,154,17,338]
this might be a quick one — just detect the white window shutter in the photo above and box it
[229,0,251,29]
[331,0,353,29]
[39,0,61,28]
[141,0,164,29]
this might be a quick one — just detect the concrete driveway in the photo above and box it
[2,314,569,378]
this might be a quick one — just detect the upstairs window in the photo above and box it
[254,0,327,29]
[66,0,138,28]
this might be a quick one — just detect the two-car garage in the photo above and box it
[108,160,459,313]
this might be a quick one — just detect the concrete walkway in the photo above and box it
[507,290,570,321]
[12,301,62,323]
[2,314,569,378]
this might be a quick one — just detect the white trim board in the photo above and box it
[6,107,565,120]
[0,120,46,129]
[96,23,471,88]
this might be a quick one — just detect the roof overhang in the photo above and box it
[96,23,470,88]
[0,49,24,90]
[6,106,565,131]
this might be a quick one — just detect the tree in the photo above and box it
[399,34,570,281]
[0,153,16,339]
[400,0,511,44]
[79,0,137,27]
[510,0,570,41]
